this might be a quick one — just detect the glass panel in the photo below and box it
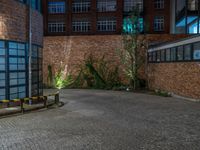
[18,79,26,84]
[0,41,5,48]
[152,52,156,62]
[0,57,5,64]
[0,95,5,100]
[166,49,171,61]
[9,42,17,49]
[177,46,184,61]
[10,87,18,94]
[10,79,18,86]
[193,42,200,60]
[0,48,5,55]
[0,73,5,80]
[171,48,176,61]
[0,80,5,86]
[0,89,5,95]
[161,49,165,61]
[156,51,160,62]
[10,94,18,100]
[0,65,5,71]
[184,44,192,60]
[9,64,18,70]
[9,49,17,56]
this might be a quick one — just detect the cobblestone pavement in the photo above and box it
[0,89,200,150]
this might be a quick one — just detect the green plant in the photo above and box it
[73,54,122,89]
[155,89,171,97]
[117,6,148,90]
[54,67,74,89]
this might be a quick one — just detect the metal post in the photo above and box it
[29,0,32,97]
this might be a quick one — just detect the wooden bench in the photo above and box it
[0,92,60,114]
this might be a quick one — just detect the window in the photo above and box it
[0,88,5,100]
[166,49,171,61]
[193,42,200,60]
[97,0,117,12]
[123,17,144,33]
[48,22,66,33]
[72,1,90,13]
[188,0,198,11]
[154,16,164,31]
[171,48,176,61]
[148,52,153,62]
[8,42,26,100]
[97,18,116,32]
[48,1,65,14]
[30,0,41,12]
[152,52,156,62]
[177,46,184,61]
[124,0,143,12]
[154,0,164,9]
[161,49,165,61]
[184,44,192,60]
[156,51,161,62]
[72,21,91,32]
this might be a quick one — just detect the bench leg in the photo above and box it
[55,94,59,106]
[44,96,47,108]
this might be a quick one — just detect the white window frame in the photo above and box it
[48,22,66,33]
[154,16,164,31]
[97,0,117,12]
[72,1,91,13]
[72,21,91,32]
[124,0,143,12]
[97,19,116,32]
[154,0,164,9]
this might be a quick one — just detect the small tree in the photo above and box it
[54,63,73,89]
[117,6,148,90]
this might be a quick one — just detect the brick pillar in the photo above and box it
[67,0,72,35]
[91,0,97,34]
[116,0,123,34]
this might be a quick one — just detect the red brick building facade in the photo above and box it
[43,0,171,36]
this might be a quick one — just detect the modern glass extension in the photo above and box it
[148,36,200,63]
[0,40,43,100]
[175,0,200,34]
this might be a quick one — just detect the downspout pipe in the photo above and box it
[28,0,32,97]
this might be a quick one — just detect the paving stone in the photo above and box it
[0,89,199,150]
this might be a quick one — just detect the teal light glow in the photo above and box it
[123,17,144,33]
[189,21,200,34]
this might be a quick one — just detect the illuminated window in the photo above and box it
[48,1,65,14]
[123,17,144,33]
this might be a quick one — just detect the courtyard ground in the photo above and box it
[0,89,200,150]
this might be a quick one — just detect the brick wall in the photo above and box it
[0,0,27,42]
[43,34,188,85]
[148,63,200,99]
[0,0,43,46]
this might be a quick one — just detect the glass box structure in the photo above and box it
[0,41,43,100]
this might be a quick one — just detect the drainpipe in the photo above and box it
[28,0,32,97]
